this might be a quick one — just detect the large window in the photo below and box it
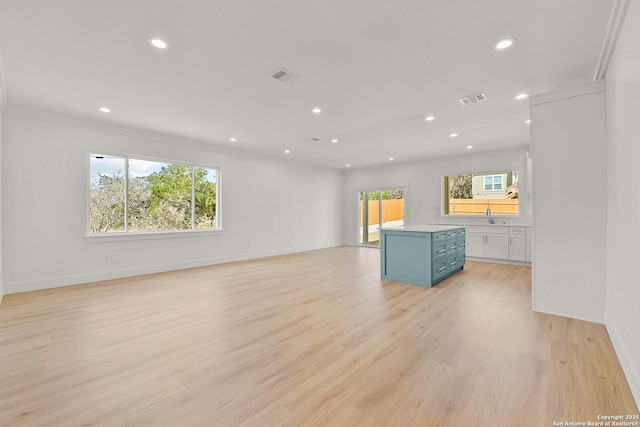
[89,153,218,234]
[443,170,518,216]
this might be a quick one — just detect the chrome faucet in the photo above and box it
[486,203,495,224]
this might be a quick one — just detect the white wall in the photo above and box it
[605,0,640,404]
[1,108,344,294]
[342,145,530,246]
[530,82,607,324]
[0,107,4,304]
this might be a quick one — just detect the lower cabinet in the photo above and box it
[465,233,486,258]
[465,227,509,260]
[508,227,527,261]
[465,225,531,263]
[380,226,466,287]
[486,233,509,259]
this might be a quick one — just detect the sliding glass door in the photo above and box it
[359,188,405,246]
[359,191,379,246]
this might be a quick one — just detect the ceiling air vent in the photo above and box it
[459,92,487,105]
[272,68,300,83]
[306,137,321,142]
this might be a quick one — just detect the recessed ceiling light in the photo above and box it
[312,107,322,114]
[229,137,237,142]
[331,139,338,143]
[425,115,435,121]
[449,133,458,138]
[525,119,531,124]
[514,93,528,100]
[149,38,169,49]
[284,150,291,154]
[389,157,394,161]
[99,107,111,113]
[466,145,474,150]
[495,38,516,50]
[346,164,351,167]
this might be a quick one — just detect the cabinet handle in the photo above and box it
[438,266,447,271]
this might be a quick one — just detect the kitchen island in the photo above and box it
[380,225,466,287]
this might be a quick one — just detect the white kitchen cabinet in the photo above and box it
[465,233,486,258]
[508,227,527,261]
[486,233,510,259]
[464,225,531,263]
[465,226,509,260]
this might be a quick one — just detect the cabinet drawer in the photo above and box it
[467,226,508,235]
[457,237,466,250]
[446,241,458,255]
[457,253,466,266]
[446,255,459,272]
[446,230,460,240]
[432,241,448,261]
[510,227,526,235]
[433,231,448,242]
[433,259,449,279]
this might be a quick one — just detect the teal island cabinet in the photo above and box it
[380,225,466,287]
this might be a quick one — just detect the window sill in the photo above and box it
[85,228,222,243]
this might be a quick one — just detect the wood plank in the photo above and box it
[0,247,636,426]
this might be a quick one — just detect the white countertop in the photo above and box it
[432,223,532,228]
[380,225,464,233]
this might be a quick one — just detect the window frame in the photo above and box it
[441,170,519,217]
[483,174,504,191]
[87,151,221,239]
[357,186,406,247]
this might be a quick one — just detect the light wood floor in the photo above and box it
[0,247,637,426]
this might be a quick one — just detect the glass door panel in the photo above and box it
[381,189,404,230]
[359,191,379,246]
[359,189,404,247]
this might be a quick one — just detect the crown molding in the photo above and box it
[594,0,630,81]
[529,80,606,107]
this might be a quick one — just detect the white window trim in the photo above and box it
[87,150,221,237]
[85,228,222,242]
[442,172,520,217]
[483,174,504,191]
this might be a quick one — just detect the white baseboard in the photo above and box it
[605,312,640,408]
[4,244,340,295]
[466,257,531,267]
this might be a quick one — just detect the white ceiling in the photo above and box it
[0,0,614,169]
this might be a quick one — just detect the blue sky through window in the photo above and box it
[91,154,217,184]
